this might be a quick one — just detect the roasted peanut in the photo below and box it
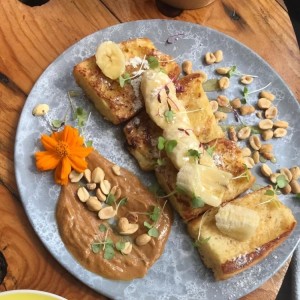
[182,60,192,74]
[205,52,216,64]
[280,168,293,182]
[118,217,139,235]
[270,173,280,184]
[96,188,106,202]
[216,67,230,75]
[84,169,92,183]
[252,151,260,164]
[241,147,252,157]
[237,126,251,140]
[265,106,278,119]
[110,185,118,196]
[218,76,230,89]
[92,167,105,183]
[69,170,83,183]
[261,164,272,177]
[259,144,273,154]
[112,164,121,176]
[290,166,300,180]
[217,95,230,107]
[239,105,255,115]
[258,119,273,130]
[257,98,272,110]
[249,135,261,151]
[214,111,227,122]
[86,196,102,212]
[98,206,116,220]
[77,187,90,202]
[121,242,133,255]
[231,98,242,109]
[214,50,223,63]
[290,180,300,194]
[32,104,49,116]
[240,75,253,85]
[136,234,152,246]
[261,129,274,141]
[282,184,292,195]
[273,120,289,128]
[210,100,219,113]
[259,91,275,101]
[86,183,97,191]
[100,180,111,195]
[273,128,287,138]
[228,126,238,142]
[243,157,255,169]
[261,151,275,160]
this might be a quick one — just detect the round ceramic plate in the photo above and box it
[15,20,300,300]
[0,290,66,300]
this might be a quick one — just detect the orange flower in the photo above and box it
[35,125,93,185]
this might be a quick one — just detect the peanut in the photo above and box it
[240,75,253,85]
[259,91,275,101]
[182,60,192,74]
[77,187,90,202]
[261,164,272,177]
[218,76,230,90]
[69,170,83,183]
[282,184,292,195]
[290,166,300,180]
[290,180,300,194]
[256,111,264,119]
[273,128,287,138]
[237,126,251,140]
[92,167,105,183]
[96,188,106,202]
[258,119,273,130]
[257,98,272,110]
[259,143,273,154]
[118,217,139,235]
[217,95,230,107]
[214,50,223,63]
[228,126,238,142]
[210,100,219,113]
[121,242,133,255]
[86,196,102,212]
[273,120,289,128]
[270,173,280,184]
[98,206,116,220]
[243,157,255,169]
[261,129,274,141]
[249,135,261,151]
[214,111,227,122]
[216,67,230,75]
[280,168,293,182]
[136,234,152,246]
[32,104,49,116]
[110,185,118,196]
[231,98,242,109]
[100,180,111,195]
[241,147,252,157]
[239,105,255,115]
[265,106,278,119]
[205,52,216,64]
[112,164,121,176]
[84,169,92,183]
[86,183,97,191]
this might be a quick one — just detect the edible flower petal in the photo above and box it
[35,125,93,185]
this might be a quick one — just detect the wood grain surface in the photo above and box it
[0,0,299,299]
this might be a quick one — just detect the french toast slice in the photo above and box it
[155,138,255,221]
[73,38,180,124]
[187,186,296,280]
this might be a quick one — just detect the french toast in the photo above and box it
[73,38,180,124]
[187,186,296,280]
[155,138,255,221]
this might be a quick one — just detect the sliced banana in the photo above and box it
[176,163,232,207]
[215,204,260,241]
[95,41,125,80]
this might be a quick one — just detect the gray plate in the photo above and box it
[15,20,300,300]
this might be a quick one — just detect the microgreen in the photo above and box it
[157,136,166,150]
[144,221,153,229]
[119,72,131,87]
[157,136,177,153]
[232,164,250,182]
[150,206,161,222]
[147,56,159,69]
[91,243,102,254]
[115,241,125,251]
[74,107,88,127]
[148,227,159,238]
[241,82,272,104]
[118,197,128,207]
[195,210,210,246]
[106,193,116,206]
[191,196,205,208]
[187,149,201,160]
[164,109,175,123]
[156,158,166,166]
[51,119,64,129]
[104,244,115,260]
[227,65,237,78]
[85,140,93,147]
[206,145,215,157]
[99,224,107,232]
[148,183,165,197]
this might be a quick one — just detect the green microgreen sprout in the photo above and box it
[156,136,177,166]
[99,224,108,232]
[105,193,127,214]
[147,56,159,69]
[91,228,115,260]
[232,164,250,182]
[164,109,175,123]
[187,149,202,162]
[257,174,288,207]
[115,241,126,252]
[194,210,210,247]
[226,65,258,79]
[241,82,271,103]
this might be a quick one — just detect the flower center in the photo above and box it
[55,141,70,158]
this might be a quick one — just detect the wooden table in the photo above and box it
[0,0,299,299]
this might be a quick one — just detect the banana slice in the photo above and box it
[215,204,260,241]
[95,41,125,80]
[176,163,232,207]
